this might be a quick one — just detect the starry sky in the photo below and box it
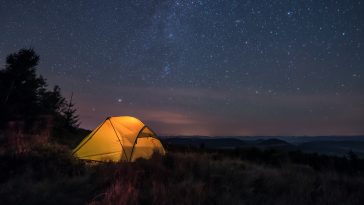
[0,0,363,136]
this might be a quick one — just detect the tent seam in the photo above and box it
[109,118,130,162]
[129,126,162,161]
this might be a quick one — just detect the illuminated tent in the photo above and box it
[72,116,166,162]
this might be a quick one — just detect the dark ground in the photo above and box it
[1,132,364,205]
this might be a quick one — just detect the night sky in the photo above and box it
[1,0,363,136]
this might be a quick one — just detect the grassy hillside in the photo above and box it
[91,151,364,205]
[1,137,364,205]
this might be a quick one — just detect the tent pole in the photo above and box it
[129,126,162,161]
[129,126,147,162]
[109,118,130,162]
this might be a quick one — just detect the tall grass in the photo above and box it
[91,151,364,205]
[0,142,114,205]
[1,137,363,205]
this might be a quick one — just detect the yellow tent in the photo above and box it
[72,116,166,162]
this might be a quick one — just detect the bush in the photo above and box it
[0,143,84,181]
[0,143,106,205]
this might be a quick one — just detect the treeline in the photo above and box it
[0,48,80,144]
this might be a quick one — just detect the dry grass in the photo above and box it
[91,151,364,205]
[1,138,363,205]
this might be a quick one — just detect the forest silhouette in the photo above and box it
[0,48,79,145]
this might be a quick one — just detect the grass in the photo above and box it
[0,140,123,205]
[90,151,364,205]
[0,135,364,205]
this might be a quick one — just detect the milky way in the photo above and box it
[0,0,363,136]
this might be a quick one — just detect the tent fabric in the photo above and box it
[73,116,166,162]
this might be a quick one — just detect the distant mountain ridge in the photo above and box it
[162,135,364,143]
[161,136,364,158]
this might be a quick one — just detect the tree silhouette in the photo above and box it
[39,85,66,115]
[0,48,79,132]
[62,92,80,129]
[0,48,46,128]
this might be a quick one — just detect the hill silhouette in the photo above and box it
[162,136,364,158]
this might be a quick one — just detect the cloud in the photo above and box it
[73,84,364,136]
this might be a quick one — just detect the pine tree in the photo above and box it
[63,92,80,129]
[0,48,46,128]
[0,48,80,133]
